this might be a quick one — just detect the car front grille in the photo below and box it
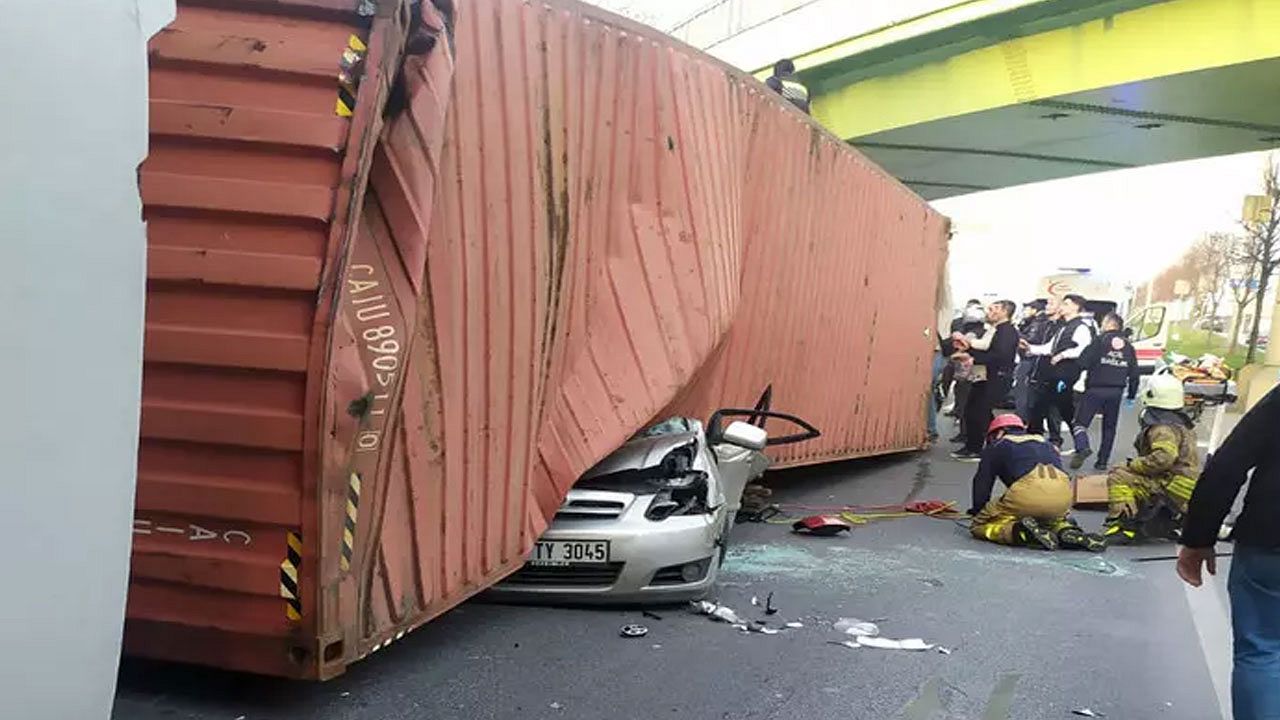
[554,498,627,520]
[502,562,625,588]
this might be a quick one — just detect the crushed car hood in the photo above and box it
[581,430,701,480]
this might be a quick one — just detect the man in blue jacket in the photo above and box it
[1070,312,1140,470]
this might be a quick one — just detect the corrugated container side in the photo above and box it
[339,0,748,665]
[129,0,427,678]
[343,0,946,665]
[126,0,947,678]
[667,107,950,465]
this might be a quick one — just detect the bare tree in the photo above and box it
[1227,244,1258,356]
[1239,157,1280,363]
[1187,233,1233,322]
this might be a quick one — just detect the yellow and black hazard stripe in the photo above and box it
[280,531,302,622]
[336,34,369,117]
[340,472,361,571]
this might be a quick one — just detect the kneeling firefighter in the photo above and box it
[1103,373,1200,544]
[968,414,1105,551]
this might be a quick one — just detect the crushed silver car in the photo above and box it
[493,400,817,604]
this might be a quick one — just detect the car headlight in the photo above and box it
[646,443,712,520]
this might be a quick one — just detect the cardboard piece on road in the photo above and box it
[1074,474,1109,507]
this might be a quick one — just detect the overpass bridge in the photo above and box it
[671,0,1280,200]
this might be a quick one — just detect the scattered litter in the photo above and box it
[641,610,664,621]
[1072,710,1105,718]
[764,592,778,615]
[692,601,743,625]
[339,691,351,697]
[833,617,880,637]
[620,624,649,638]
[651,644,662,649]
[550,702,563,710]
[936,646,952,655]
[856,636,934,651]
[234,716,246,720]
[750,596,760,607]
[785,622,805,629]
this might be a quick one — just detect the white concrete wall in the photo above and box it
[0,1,172,718]
[670,0,965,70]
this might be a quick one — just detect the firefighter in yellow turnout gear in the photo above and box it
[967,415,1106,551]
[1104,373,1200,544]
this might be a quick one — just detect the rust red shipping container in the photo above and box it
[129,0,949,678]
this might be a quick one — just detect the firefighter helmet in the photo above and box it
[1144,373,1186,410]
[987,413,1026,437]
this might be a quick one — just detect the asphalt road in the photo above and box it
[113,405,1235,720]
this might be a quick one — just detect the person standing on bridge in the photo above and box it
[765,59,810,114]
[1069,312,1139,471]
[966,414,1106,551]
[1177,383,1280,720]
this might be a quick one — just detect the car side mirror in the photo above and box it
[721,421,767,451]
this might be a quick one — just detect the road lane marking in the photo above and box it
[1184,574,1232,720]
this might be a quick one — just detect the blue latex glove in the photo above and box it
[1056,380,1067,393]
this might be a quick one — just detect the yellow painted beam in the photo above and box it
[813,0,1280,139]
[750,0,1050,79]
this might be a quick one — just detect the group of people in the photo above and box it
[929,295,1200,549]
[933,294,1139,471]
[933,297,1280,716]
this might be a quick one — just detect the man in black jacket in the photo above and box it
[1178,384,1280,719]
[946,300,987,439]
[1013,299,1049,420]
[952,300,1020,461]
[1069,312,1139,470]
[1023,294,1094,449]
[765,59,810,114]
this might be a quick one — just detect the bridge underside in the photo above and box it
[857,57,1280,200]
[805,0,1280,200]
